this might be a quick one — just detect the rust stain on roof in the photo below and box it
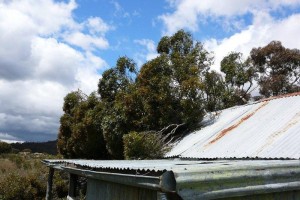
[255,111,300,155]
[205,101,269,146]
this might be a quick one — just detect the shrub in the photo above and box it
[0,172,46,200]
[8,154,24,168]
[54,178,69,198]
[11,148,19,154]
[22,148,32,153]
[0,142,12,154]
[0,154,69,200]
[123,131,169,159]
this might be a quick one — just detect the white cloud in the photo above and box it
[109,0,139,25]
[87,17,112,35]
[0,0,108,141]
[204,12,300,71]
[110,0,129,18]
[64,32,109,51]
[32,37,82,85]
[0,133,24,143]
[63,16,112,51]
[0,79,68,141]
[75,52,107,94]
[159,0,300,35]
[2,0,78,35]
[159,0,300,72]
[0,79,66,116]
[134,39,159,66]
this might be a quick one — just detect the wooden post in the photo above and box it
[46,167,54,200]
[68,173,78,199]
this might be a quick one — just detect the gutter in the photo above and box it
[173,161,300,199]
[62,166,177,193]
[43,160,177,199]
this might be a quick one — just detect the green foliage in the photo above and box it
[54,174,69,198]
[123,131,167,160]
[0,173,44,200]
[101,107,128,159]
[98,57,138,159]
[0,142,12,154]
[98,56,136,102]
[136,55,176,130]
[221,52,255,90]
[57,30,300,161]
[203,71,226,111]
[0,153,68,200]
[57,91,108,159]
[57,30,219,160]
[250,41,300,97]
[137,30,212,130]
[220,52,255,106]
[202,51,257,111]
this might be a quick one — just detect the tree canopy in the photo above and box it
[57,91,108,159]
[57,30,300,160]
[250,41,300,97]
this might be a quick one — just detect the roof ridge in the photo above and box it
[257,91,300,103]
[217,92,300,113]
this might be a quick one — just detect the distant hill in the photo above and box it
[11,140,57,155]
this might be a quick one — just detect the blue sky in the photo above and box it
[71,0,167,69]
[1,0,300,142]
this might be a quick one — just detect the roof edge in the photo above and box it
[174,160,300,199]
[62,166,165,191]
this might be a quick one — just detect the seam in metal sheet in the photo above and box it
[255,110,300,155]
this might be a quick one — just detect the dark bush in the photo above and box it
[54,179,69,198]
[0,142,12,154]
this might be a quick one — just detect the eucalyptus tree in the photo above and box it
[57,91,108,159]
[220,52,256,107]
[155,30,213,128]
[98,56,138,159]
[250,41,300,97]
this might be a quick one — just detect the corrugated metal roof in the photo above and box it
[43,159,299,174]
[166,92,300,159]
[44,159,300,199]
[44,159,215,173]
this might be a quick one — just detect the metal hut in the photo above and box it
[44,93,300,200]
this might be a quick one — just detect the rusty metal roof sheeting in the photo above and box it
[166,93,300,159]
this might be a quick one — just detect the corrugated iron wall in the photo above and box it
[86,179,157,200]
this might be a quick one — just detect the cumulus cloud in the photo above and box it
[134,39,158,67]
[87,17,112,35]
[159,0,300,71]
[0,133,24,143]
[0,0,109,142]
[205,12,300,70]
[64,32,109,51]
[159,0,300,35]
[63,17,112,51]
[1,0,78,35]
